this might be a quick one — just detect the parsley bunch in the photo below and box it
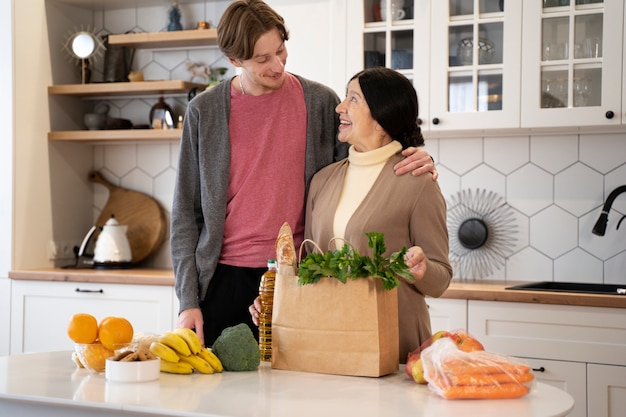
[297,232,415,290]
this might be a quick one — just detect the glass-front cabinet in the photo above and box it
[521,0,623,127]
[429,0,522,130]
[346,0,431,127]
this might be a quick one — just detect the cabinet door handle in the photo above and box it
[432,117,440,125]
[605,111,614,119]
[75,288,104,294]
[532,366,545,372]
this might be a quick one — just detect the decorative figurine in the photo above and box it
[168,2,183,31]
[186,61,211,84]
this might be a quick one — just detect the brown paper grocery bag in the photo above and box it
[271,272,399,377]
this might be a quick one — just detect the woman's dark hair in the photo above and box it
[350,67,424,149]
[217,0,290,61]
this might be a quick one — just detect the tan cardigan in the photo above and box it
[304,152,453,362]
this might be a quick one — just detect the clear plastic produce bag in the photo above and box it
[421,338,535,400]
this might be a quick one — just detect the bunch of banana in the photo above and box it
[149,328,223,375]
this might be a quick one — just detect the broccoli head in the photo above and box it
[211,323,261,371]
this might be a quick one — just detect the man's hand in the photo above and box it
[177,308,205,346]
[394,147,438,180]
[249,296,262,326]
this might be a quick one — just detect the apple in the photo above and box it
[406,331,485,384]
[405,330,450,383]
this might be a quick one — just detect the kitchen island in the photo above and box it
[0,351,574,417]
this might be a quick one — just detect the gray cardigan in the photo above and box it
[171,74,348,313]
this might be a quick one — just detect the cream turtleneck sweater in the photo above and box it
[333,140,403,246]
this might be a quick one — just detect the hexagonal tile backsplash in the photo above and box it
[88,3,626,285]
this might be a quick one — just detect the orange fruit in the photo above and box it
[98,316,134,351]
[79,342,114,372]
[67,313,99,344]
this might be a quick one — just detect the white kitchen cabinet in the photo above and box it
[521,357,587,417]
[425,297,467,332]
[520,0,624,128]
[587,363,626,417]
[467,300,626,417]
[10,280,175,354]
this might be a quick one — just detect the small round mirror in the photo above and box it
[458,218,489,249]
[71,32,96,59]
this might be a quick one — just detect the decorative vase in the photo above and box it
[168,3,183,31]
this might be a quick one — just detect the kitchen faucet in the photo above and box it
[592,184,626,236]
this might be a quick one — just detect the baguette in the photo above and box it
[276,222,296,274]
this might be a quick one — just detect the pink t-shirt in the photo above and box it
[220,73,307,267]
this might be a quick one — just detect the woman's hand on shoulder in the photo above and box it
[394,147,438,180]
[405,246,427,281]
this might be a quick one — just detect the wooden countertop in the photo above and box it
[9,268,626,309]
[8,268,175,286]
[438,280,626,308]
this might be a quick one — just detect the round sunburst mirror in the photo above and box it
[63,26,105,84]
[447,189,518,279]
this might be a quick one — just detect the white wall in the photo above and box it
[0,0,14,356]
[267,0,347,95]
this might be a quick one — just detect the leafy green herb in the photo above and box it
[297,232,415,290]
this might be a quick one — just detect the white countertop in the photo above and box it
[0,351,574,417]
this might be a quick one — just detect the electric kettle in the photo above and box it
[77,215,133,269]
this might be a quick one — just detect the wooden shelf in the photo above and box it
[108,29,218,49]
[48,80,206,97]
[48,129,182,143]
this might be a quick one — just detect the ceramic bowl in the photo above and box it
[105,357,161,383]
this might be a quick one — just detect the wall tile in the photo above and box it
[554,248,603,283]
[605,251,626,284]
[461,164,505,196]
[137,6,171,33]
[439,137,483,175]
[506,247,553,282]
[435,165,461,202]
[103,145,136,177]
[137,144,171,177]
[485,135,529,174]
[530,205,578,258]
[506,163,553,216]
[531,134,578,174]
[580,133,626,173]
[122,168,153,196]
[554,163,603,216]
[103,9,137,34]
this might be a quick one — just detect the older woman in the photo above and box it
[303,67,452,362]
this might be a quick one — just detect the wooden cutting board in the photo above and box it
[89,171,167,264]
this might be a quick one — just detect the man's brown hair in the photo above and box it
[217,0,290,61]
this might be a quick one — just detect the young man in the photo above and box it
[171,0,437,346]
